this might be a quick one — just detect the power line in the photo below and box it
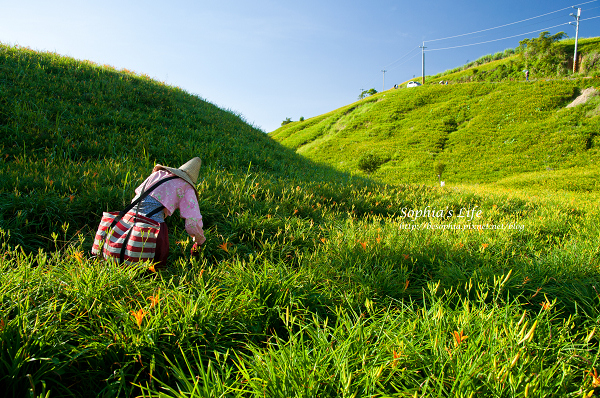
[368,2,600,93]
[580,14,600,21]
[386,51,421,72]
[426,21,572,52]
[427,0,598,43]
[382,46,420,70]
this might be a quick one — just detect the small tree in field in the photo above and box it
[358,88,378,100]
[358,153,383,173]
[281,117,292,126]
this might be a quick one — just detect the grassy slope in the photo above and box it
[430,37,600,82]
[271,38,600,191]
[0,43,363,251]
[272,78,600,188]
[1,44,600,397]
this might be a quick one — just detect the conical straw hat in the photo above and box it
[153,157,201,191]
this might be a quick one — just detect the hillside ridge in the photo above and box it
[0,43,360,251]
[271,37,600,190]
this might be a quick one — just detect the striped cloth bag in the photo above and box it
[91,175,178,265]
[92,211,160,264]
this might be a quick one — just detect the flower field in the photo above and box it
[1,43,600,397]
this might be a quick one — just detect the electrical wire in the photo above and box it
[383,46,420,70]
[580,14,600,21]
[426,21,572,52]
[386,51,421,72]
[426,0,598,43]
[371,2,599,91]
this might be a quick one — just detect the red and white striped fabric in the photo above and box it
[91,210,160,264]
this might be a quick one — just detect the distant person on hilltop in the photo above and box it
[524,69,529,82]
[92,157,206,269]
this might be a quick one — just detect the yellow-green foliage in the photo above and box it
[272,79,600,188]
[432,36,600,82]
[2,43,600,398]
[0,43,357,251]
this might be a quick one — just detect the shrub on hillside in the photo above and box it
[581,52,600,76]
[519,31,567,57]
[358,153,384,173]
[518,31,570,77]
[358,88,378,100]
[434,162,446,183]
[503,48,516,57]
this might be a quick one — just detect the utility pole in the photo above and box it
[420,42,427,85]
[570,7,581,73]
[381,70,387,91]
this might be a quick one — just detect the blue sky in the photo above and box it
[2,0,599,132]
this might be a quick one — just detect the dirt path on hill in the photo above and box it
[566,87,599,108]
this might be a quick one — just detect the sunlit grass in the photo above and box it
[2,42,600,397]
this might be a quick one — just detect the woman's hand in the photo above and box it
[192,235,206,245]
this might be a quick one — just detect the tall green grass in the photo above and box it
[0,43,363,253]
[2,43,600,397]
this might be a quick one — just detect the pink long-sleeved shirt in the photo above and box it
[134,170,205,244]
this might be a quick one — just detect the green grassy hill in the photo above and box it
[430,36,600,82]
[2,44,600,397]
[271,36,600,191]
[271,76,600,190]
[0,43,363,251]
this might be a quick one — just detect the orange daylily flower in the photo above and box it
[452,330,469,347]
[148,263,156,273]
[131,308,146,328]
[540,297,552,310]
[293,209,298,215]
[73,251,84,265]
[320,237,327,244]
[148,293,160,309]
[402,254,410,260]
[481,243,489,250]
[69,194,75,202]
[392,350,401,368]
[218,242,231,253]
[357,241,367,250]
[376,236,382,244]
